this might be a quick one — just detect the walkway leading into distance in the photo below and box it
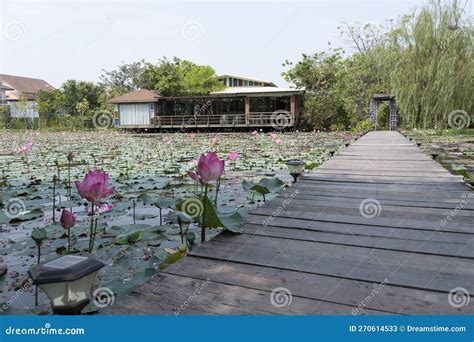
[107,131,474,315]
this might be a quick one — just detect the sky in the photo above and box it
[0,0,450,88]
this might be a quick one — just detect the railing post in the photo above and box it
[245,97,250,125]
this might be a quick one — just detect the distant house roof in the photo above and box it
[0,83,14,91]
[217,74,277,87]
[211,86,304,96]
[0,74,55,100]
[108,89,161,103]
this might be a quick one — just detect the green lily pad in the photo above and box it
[10,209,44,224]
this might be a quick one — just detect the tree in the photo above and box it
[36,89,64,125]
[139,57,224,96]
[61,80,104,115]
[385,0,473,128]
[139,57,183,96]
[100,60,145,96]
[282,49,349,130]
[36,80,106,128]
[283,0,473,130]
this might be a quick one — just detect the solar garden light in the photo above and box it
[286,159,305,183]
[328,147,337,157]
[29,253,105,315]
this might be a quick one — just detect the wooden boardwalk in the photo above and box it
[108,131,474,315]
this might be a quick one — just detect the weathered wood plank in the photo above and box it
[191,233,474,293]
[163,257,472,315]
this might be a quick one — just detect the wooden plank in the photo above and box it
[106,272,385,315]
[163,257,472,315]
[191,233,474,293]
[250,207,474,233]
[242,224,474,258]
[261,197,474,218]
[245,215,473,244]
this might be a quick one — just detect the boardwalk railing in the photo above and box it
[151,112,293,128]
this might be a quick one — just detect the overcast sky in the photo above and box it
[0,0,457,88]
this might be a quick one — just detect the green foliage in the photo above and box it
[31,227,47,244]
[100,57,224,97]
[139,57,224,96]
[242,177,285,201]
[283,49,350,130]
[100,60,146,96]
[351,119,372,133]
[284,0,473,130]
[36,80,107,129]
[199,196,244,233]
[384,0,473,128]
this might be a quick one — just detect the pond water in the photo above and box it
[0,130,348,314]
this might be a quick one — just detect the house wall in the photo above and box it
[0,89,6,105]
[9,100,39,118]
[118,103,152,126]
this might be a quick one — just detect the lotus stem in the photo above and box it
[201,184,208,243]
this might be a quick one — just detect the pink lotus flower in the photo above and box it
[60,209,76,230]
[86,203,115,215]
[343,133,352,141]
[163,136,171,145]
[228,152,239,161]
[274,138,283,145]
[187,151,225,184]
[269,133,278,140]
[75,170,115,202]
[17,138,33,154]
[188,133,197,139]
[210,137,218,146]
[251,130,258,136]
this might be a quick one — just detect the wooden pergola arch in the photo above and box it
[369,94,397,131]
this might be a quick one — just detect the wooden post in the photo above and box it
[290,95,296,126]
[245,97,250,125]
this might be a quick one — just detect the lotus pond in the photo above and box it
[0,130,352,314]
[402,129,474,184]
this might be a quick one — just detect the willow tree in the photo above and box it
[385,0,473,129]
